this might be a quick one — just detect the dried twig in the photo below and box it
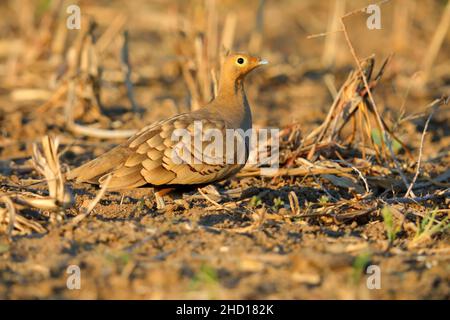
[68,122,137,139]
[70,174,112,225]
[97,14,127,54]
[310,169,338,201]
[404,106,437,197]
[336,160,371,194]
[383,190,449,204]
[0,193,47,237]
[340,19,388,160]
[198,187,233,213]
[239,166,355,178]
[386,131,415,197]
[288,191,300,215]
[18,135,74,210]
[65,79,137,139]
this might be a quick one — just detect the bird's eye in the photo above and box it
[237,57,245,65]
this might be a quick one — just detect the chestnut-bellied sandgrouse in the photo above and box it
[67,53,268,208]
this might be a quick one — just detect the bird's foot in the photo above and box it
[155,195,166,211]
[154,188,175,212]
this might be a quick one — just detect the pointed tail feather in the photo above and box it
[66,147,131,183]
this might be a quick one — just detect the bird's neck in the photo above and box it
[214,77,252,130]
[217,77,245,101]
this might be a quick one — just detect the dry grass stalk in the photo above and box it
[288,191,300,215]
[340,21,388,160]
[69,174,113,225]
[404,109,433,198]
[303,1,412,166]
[248,0,266,54]
[14,0,63,72]
[198,187,233,213]
[392,0,413,52]
[18,135,74,210]
[2,136,73,217]
[65,79,136,139]
[383,189,449,205]
[220,13,237,65]
[322,0,345,68]
[385,129,415,198]
[97,13,128,54]
[63,21,138,139]
[421,1,450,83]
[12,11,138,139]
[0,195,46,237]
[176,3,237,110]
[238,164,357,178]
[306,0,403,163]
[303,56,399,163]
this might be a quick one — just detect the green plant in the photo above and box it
[37,0,52,17]
[382,206,401,244]
[371,129,402,153]
[105,251,131,268]
[0,244,9,254]
[352,251,372,284]
[188,264,221,299]
[412,209,450,246]
[319,195,329,204]
[190,264,219,289]
[272,197,284,211]
[249,195,263,208]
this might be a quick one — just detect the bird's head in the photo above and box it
[221,53,268,82]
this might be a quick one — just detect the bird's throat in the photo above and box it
[213,78,251,130]
[217,75,244,97]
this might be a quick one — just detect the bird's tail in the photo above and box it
[66,146,131,184]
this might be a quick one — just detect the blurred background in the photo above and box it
[0,0,449,299]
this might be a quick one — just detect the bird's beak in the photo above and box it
[258,58,269,65]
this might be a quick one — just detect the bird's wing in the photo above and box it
[99,113,246,188]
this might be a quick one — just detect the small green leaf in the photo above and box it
[272,197,284,210]
[249,196,262,208]
[382,206,400,243]
[319,195,329,204]
[371,129,402,153]
[352,251,372,283]
[0,244,10,254]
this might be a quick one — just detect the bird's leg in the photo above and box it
[154,188,175,210]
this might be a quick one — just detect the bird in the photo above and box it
[67,53,268,209]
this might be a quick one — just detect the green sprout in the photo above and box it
[189,264,219,293]
[352,251,372,284]
[382,206,401,244]
[319,195,330,204]
[272,197,285,211]
[0,244,9,254]
[412,208,450,246]
[371,129,402,153]
[249,195,263,208]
